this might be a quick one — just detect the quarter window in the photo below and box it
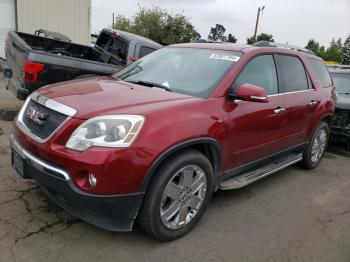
[308,58,333,88]
[233,55,278,95]
[275,55,309,93]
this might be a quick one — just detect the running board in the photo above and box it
[219,153,303,190]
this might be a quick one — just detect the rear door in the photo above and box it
[273,54,316,147]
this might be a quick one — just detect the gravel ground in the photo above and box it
[0,80,350,262]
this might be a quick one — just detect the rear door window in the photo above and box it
[233,55,278,95]
[139,46,156,58]
[308,58,333,88]
[275,55,309,93]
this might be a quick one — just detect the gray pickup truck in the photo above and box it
[3,28,162,99]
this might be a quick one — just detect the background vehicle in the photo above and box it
[329,69,350,148]
[11,42,335,241]
[2,28,162,99]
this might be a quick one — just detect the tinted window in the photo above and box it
[308,58,333,88]
[331,73,350,94]
[233,55,278,95]
[139,46,156,58]
[276,55,308,92]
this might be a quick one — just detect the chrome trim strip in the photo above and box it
[268,89,313,97]
[10,134,70,181]
[45,99,77,117]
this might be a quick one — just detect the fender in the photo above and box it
[140,137,222,192]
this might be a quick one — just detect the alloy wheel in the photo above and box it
[160,165,207,230]
[311,128,327,164]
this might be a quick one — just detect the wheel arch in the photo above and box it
[140,138,222,192]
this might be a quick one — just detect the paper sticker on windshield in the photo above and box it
[209,54,240,62]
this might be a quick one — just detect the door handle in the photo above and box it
[274,107,286,114]
[309,100,318,106]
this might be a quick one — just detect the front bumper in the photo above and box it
[10,134,144,231]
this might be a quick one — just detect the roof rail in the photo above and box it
[253,41,314,55]
[191,39,223,43]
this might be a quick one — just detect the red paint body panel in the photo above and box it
[13,44,335,195]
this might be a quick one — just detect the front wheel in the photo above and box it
[138,150,214,241]
[301,121,330,169]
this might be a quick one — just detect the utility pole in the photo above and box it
[112,13,115,29]
[253,6,265,42]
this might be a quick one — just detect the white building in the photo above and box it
[0,0,91,59]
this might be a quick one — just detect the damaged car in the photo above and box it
[329,69,350,148]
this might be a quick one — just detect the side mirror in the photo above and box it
[235,83,269,103]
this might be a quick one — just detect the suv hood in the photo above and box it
[38,77,198,119]
[336,93,350,110]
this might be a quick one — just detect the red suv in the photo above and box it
[11,42,336,241]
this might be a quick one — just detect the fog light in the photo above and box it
[88,173,97,187]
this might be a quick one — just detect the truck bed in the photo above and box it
[17,31,117,65]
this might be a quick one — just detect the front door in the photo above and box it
[227,54,287,168]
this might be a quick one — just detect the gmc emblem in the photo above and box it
[26,107,47,125]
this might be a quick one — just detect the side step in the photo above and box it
[219,153,303,190]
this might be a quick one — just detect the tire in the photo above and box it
[138,150,214,241]
[73,74,99,80]
[301,121,330,169]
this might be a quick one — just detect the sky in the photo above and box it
[92,0,350,47]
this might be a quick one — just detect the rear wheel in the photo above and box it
[301,122,330,169]
[138,150,214,241]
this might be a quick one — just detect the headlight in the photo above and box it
[66,115,144,151]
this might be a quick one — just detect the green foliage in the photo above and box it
[305,39,321,55]
[342,35,350,65]
[256,33,274,42]
[227,34,237,43]
[246,36,256,45]
[306,37,350,63]
[113,6,200,45]
[208,24,226,41]
[324,43,343,63]
[207,24,237,43]
[246,33,274,44]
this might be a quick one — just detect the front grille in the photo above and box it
[22,99,68,140]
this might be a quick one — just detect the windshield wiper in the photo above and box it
[126,80,173,92]
[338,92,350,95]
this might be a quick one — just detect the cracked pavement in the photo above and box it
[1,87,350,262]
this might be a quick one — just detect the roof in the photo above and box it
[169,42,320,59]
[103,28,162,48]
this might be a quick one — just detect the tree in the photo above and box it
[246,36,256,44]
[319,45,326,59]
[305,39,320,55]
[246,33,274,44]
[113,6,200,45]
[227,33,237,43]
[324,41,343,63]
[208,24,226,42]
[342,35,350,65]
[256,33,274,42]
[336,38,342,49]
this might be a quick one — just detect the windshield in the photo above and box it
[331,73,350,94]
[113,47,242,98]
